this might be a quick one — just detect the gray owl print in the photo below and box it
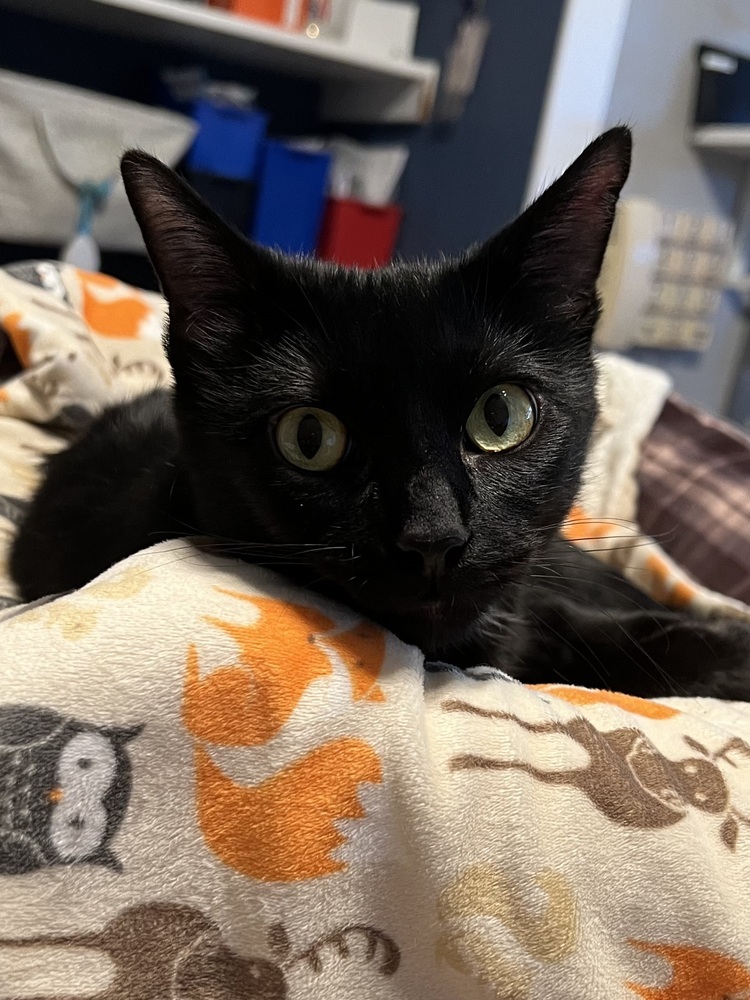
[0,704,142,874]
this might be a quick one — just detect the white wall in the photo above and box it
[524,0,632,205]
[604,0,750,414]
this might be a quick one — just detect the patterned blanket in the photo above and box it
[1,263,750,998]
[2,543,750,999]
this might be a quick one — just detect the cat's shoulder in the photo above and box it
[81,389,177,452]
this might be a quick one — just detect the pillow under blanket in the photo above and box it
[1,539,749,999]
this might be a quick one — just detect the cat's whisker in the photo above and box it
[522,571,668,620]
[555,517,678,547]
[556,516,639,528]
[555,534,657,549]
[156,525,347,554]
[144,538,351,575]
[146,549,313,573]
[525,607,610,688]
[596,607,684,697]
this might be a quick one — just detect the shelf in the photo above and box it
[1,0,439,123]
[692,124,750,160]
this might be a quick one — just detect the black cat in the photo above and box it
[10,128,750,699]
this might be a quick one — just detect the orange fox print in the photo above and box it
[194,738,382,881]
[76,270,153,339]
[1,310,32,366]
[183,594,386,882]
[529,685,680,720]
[627,940,750,999]
[182,591,386,746]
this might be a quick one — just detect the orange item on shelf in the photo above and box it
[208,0,309,30]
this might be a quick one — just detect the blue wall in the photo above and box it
[392,0,566,257]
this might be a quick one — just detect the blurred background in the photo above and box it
[0,0,749,421]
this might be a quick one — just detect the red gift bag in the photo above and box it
[317,198,403,268]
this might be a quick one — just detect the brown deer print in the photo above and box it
[0,901,400,999]
[444,700,750,846]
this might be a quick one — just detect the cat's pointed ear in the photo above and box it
[120,150,254,318]
[464,126,632,328]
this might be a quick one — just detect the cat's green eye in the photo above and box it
[466,384,536,453]
[275,407,348,472]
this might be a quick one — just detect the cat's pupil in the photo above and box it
[297,414,322,459]
[484,394,510,437]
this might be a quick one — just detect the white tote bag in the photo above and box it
[0,70,197,253]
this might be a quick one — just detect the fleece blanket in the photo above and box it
[1,543,750,999]
[1,262,750,997]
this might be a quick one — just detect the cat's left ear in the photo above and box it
[463,126,632,329]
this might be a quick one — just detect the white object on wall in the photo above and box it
[596,197,735,351]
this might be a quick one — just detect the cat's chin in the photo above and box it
[275,563,523,664]
[298,574,468,654]
[345,589,515,665]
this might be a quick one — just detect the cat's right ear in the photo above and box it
[459,127,632,331]
[121,151,255,320]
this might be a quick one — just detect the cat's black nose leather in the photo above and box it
[396,531,468,577]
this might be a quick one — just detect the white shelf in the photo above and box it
[692,126,750,307]
[1,0,439,123]
[692,124,750,159]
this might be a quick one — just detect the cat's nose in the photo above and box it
[396,530,469,577]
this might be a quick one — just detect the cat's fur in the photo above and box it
[11,128,750,699]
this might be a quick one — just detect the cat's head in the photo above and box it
[121,128,630,657]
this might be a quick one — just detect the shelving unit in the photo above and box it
[0,0,439,123]
[691,125,750,298]
[692,124,750,160]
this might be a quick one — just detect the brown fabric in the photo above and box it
[637,394,750,605]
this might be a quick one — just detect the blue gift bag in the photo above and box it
[251,140,331,255]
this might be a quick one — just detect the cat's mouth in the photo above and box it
[340,577,515,660]
[282,550,525,659]
[381,598,503,660]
